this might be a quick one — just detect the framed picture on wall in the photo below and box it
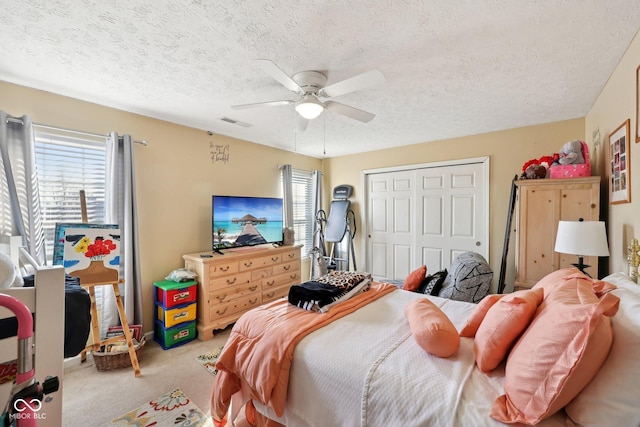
[609,119,631,204]
[636,64,640,143]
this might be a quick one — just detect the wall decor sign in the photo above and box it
[609,119,631,204]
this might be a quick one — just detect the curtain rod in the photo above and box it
[5,117,148,146]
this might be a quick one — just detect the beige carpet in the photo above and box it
[102,387,213,427]
[62,326,231,426]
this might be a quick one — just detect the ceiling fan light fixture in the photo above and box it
[295,94,324,119]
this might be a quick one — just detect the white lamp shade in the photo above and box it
[554,220,610,257]
[294,95,324,119]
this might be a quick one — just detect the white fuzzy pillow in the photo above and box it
[0,252,22,289]
[565,273,640,426]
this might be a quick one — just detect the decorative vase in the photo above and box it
[69,260,119,285]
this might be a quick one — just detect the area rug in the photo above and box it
[195,346,223,376]
[103,387,213,427]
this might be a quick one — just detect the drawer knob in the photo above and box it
[226,277,237,285]
[249,298,258,304]
[290,274,297,279]
[272,257,278,262]
[283,265,291,271]
[216,307,228,315]
[249,285,258,291]
[216,294,227,301]
[288,253,294,258]
[220,266,229,272]
[244,261,253,267]
[266,280,275,286]
[267,292,275,298]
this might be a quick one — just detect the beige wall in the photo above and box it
[586,29,640,275]
[1,81,322,333]
[324,118,585,291]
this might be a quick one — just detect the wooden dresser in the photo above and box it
[514,177,600,289]
[183,244,302,340]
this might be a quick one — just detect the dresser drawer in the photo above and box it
[262,271,299,290]
[210,282,259,305]
[251,267,273,281]
[209,261,239,275]
[281,249,300,262]
[239,254,282,271]
[273,260,300,276]
[209,271,252,289]
[209,293,262,320]
[262,286,290,303]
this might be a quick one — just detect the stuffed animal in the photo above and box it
[558,140,585,165]
[520,155,554,179]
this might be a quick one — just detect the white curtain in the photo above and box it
[311,170,323,252]
[281,164,294,229]
[102,132,143,338]
[0,111,46,265]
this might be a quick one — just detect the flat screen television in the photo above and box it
[212,195,284,250]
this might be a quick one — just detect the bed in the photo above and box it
[0,241,65,427]
[211,269,640,427]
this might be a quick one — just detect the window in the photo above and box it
[289,169,314,258]
[33,126,107,263]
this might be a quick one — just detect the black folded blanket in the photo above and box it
[0,274,91,358]
[288,280,346,311]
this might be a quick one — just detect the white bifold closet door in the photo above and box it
[365,159,488,281]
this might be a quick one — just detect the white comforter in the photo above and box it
[254,289,569,427]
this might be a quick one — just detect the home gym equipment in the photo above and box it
[314,185,357,271]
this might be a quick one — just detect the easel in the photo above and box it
[78,190,141,377]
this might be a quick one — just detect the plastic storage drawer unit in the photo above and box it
[154,320,196,350]
[154,280,197,308]
[156,302,196,328]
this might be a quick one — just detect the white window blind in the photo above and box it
[290,169,314,258]
[33,126,107,262]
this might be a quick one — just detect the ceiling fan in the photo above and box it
[232,59,385,131]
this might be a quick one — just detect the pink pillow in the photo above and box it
[403,265,426,291]
[404,298,460,358]
[459,294,503,337]
[473,288,543,372]
[490,275,620,425]
[530,267,580,296]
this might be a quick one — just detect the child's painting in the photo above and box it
[53,223,119,266]
[63,226,121,285]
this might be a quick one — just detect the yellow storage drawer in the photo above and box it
[157,302,197,328]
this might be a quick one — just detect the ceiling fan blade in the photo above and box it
[295,114,309,132]
[255,59,304,94]
[325,101,376,123]
[231,100,294,109]
[319,69,385,98]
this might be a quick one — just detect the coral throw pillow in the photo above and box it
[459,294,503,337]
[490,275,619,425]
[473,288,543,372]
[403,265,426,292]
[404,298,460,358]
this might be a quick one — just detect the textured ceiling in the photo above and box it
[1,1,639,158]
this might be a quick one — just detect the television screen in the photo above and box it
[212,195,284,249]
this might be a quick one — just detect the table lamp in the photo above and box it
[554,219,610,277]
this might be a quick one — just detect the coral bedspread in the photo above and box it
[210,282,396,425]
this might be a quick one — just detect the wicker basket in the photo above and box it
[92,338,145,372]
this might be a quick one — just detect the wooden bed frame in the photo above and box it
[0,241,65,427]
